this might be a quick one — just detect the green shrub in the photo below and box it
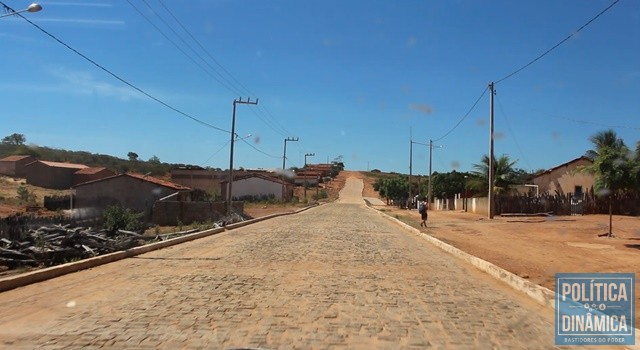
[103,205,144,233]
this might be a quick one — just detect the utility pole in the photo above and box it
[409,131,413,209]
[488,82,495,219]
[282,137,299,201]
[304,152,315,201]
[428,139,433,209]
[227,97,258,216]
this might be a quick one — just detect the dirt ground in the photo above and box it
[0,176,72,218]
[359,171,640,324]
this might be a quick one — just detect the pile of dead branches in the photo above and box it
[0,224,155,270]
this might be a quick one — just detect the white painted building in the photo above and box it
[221,173,293,201]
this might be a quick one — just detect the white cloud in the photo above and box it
[49,68,144,101]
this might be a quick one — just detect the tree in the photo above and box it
[127,152,139,161]
[467,154,518,194]
[373,175,408,205]
[148,155,161,164]
[581,130,633,237]
[2,133,26,145]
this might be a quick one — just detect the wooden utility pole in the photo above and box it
[227,97,258,216]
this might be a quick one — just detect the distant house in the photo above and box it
[73,167,116,186]
[532,156,595,197]
[221,173,293,201]
[170,167,229,195]
[24,160,88,189]
[171,168,275,196]
[73,173,191,220]
[0,155,36,177]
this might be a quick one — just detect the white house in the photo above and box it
[221,173,293,201]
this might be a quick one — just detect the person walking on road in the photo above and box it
[418,198,428,227]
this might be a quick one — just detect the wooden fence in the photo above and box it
[496,193,640,216]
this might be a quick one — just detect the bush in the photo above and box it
[16,185,37,204]
[312,189,328,200]
[103,205,144,233]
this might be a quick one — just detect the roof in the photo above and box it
[73,173,191,191]
[533,156,593,178]
[222,172,288,185]
[27,160,88,169]
[74,167,112,175]
[0,155,34,162]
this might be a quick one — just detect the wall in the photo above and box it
[533,159,594,196]
[229,177,285,200]
[433,197,489,216]
[73,169,116,186]
[25,162,81,189]
[152,201,244,226]
[75,176,180,220]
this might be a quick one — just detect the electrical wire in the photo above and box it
[495,0,620,84]
[433,87,488,142]
[495,95,532,170]
[155,0,293,137]
[238,137,281,159]
[126,0,244,97]
[533,110,640,131]
[202,140,231,166]
[2,2,230,134]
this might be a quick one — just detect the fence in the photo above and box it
[437,193,639,216]
[43,195,73,211]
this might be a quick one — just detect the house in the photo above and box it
[0,155,36,177]
[24,160,88,189]
[170,167,229,195]
[73,167,116,186]
[171,167,275,196]
[73,173,191,220]
[532,156,595,197]
[221,173,293,201]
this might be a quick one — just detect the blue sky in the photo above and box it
[1,0,638,175]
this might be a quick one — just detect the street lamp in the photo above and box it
[0,3,42,19]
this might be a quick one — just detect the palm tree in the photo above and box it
[467,154,518,194]
[581,130,632,237]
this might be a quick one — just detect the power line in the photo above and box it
[2,1,230,134]
[433,87,488,142]
[495,94,532,170]
[155,0,293,137]
[533,110,640,131]
[495,0,620,84]
[238,137,280,159]
[125,0,244,97]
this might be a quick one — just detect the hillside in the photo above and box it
[0,143,183,177]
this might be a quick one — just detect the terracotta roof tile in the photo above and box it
[30,160,88,169]
[74,167,111,175]
[0,155,34,162]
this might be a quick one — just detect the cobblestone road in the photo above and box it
[0,177,559,349]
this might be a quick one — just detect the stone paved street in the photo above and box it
[0,177,559,349]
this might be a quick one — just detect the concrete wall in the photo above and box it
[533,159,594,196]
[25,162,81,189]
[73,169,116,186]
[74,176,180,220]
[434,197,489,216]
[224,176,292,200]
[152,201,244,226]
[0,156,35,177]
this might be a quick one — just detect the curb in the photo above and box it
[370,206,640,349]
[0,204,320,293]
